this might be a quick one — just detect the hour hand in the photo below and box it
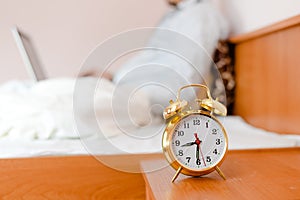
[181,142,196,147]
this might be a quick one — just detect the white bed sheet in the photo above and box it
[0,116,299,159]
[0,79,299,159]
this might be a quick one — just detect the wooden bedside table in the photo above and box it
[0,148,299,199]
[0,154,153,199]
[141,148,300,200]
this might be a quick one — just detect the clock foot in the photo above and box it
[215,166,226,180]
[172,166,182,183]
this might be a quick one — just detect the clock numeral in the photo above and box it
[196,159,201,165]
[178,150,183,156]
[212,129,217,135]
[206,156,211,162]
[175,140,180,146]
[186,157,191,163]
[193,119,200,125]
[206,122,209,128]
[216,138,221,145]
[213,149,218,155]
[176,130,184,136]
[183,122,190,129]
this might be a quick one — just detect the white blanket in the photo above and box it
[0,79,299,159]
[0,78,150,140]
[0,116,299,159]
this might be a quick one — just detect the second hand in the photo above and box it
[199,142,206,167]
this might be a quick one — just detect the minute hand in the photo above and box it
[196,144,200,160]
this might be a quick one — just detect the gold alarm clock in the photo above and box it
[162,84,228,182]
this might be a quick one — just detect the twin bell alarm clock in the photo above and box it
[162,84,228,182]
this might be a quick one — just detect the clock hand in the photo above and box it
[181,142,196,147]
[196,143,200,160]
[194,133,199,141]
[199,141,207,167]
[194,133,206,166]
[194,133,200,164]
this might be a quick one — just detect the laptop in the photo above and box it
[11,26,47,82]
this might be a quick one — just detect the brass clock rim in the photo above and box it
[162,110,229,177]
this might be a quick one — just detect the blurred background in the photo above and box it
[1,0,299,83]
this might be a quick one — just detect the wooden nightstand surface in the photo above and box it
[0,148,299,199]
[141,148,300,200]
[0,154,159,199]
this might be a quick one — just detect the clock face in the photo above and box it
[170,113,227,171]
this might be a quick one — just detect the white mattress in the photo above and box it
[0,116,299,159]
[0,79,299,159]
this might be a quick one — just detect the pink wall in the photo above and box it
[212,0,300,36]
[1,0,299,83]
[0,0,169,83]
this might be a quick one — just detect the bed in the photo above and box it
[0,76,299,159]
[1,17,300,159]
[230,14,300,135]
[0,114,298,159]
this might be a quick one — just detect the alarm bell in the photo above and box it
[163,99,188,119]
[163,84,227,119]
[200,98,227,116]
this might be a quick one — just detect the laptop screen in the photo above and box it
[11,26,47,82]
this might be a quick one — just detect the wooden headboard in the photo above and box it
[229,15,300,135]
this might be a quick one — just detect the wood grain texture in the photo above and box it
[141,148,300,200]
[231,15,300,134]
[0,154,161,200]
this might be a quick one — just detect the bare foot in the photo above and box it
[79,70,113,81]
